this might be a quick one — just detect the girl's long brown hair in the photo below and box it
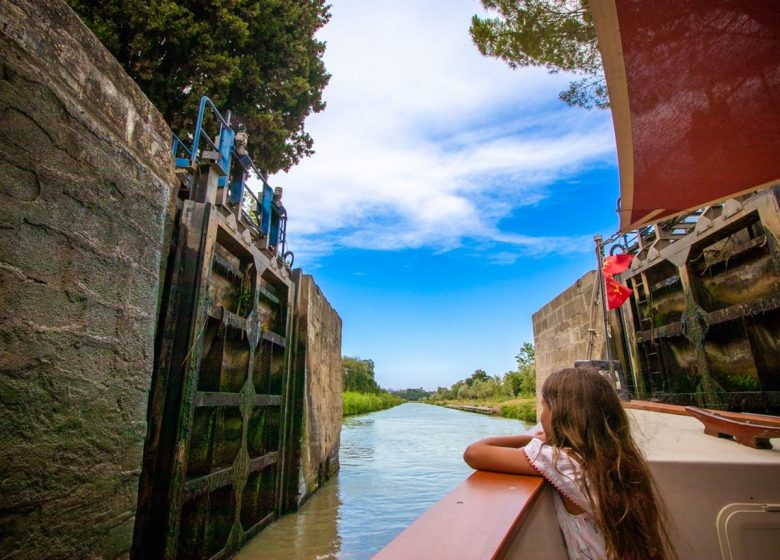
[542,367,675,560]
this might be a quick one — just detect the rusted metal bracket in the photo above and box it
[686,406,780,449]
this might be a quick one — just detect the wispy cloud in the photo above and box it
[263,0,615,266]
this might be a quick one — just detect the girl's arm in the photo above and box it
[463,434,539,476]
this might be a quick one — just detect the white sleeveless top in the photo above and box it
[522,438,607,560]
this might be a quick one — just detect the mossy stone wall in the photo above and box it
[0,0,177,557]
[292,272,343,506]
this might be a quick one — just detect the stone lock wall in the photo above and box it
[532,270,607,397]
[0,0,178,557]
[292,272,343,506]
[0,1,344,557]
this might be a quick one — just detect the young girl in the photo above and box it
[463,367,674,560]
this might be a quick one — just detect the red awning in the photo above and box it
[591,0,780,231]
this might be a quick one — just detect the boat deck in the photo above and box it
[627,407,780,464]
[375,403,780,559]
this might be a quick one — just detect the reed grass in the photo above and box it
[343,391,403,417]
[498,397,538,423]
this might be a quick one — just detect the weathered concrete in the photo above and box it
[532,271,607,398]
[293,272,342,506]
[0,0,177,557]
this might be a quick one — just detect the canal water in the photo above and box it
[235,402,531,559]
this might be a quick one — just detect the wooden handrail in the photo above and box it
[373,471,545,560]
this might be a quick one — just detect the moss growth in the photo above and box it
[721,374,761,392]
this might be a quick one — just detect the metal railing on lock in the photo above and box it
[170,96,293,267]
[172,134,192,168]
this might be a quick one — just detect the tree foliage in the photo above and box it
[515,342,535,367]
[392,387,432,401]
[511,341,537,396]
[66,0,331,173]
[470,0,608,109]
[342,356,380,394]
[466,369,490,386]
[429,343,537,401]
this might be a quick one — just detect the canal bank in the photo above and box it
[433,397,537,422]
[234,402,531,559]
[443,404,499,415]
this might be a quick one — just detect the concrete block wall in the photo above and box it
[293,272,343,506]
[532,270,606,396]
[0,0,177,557]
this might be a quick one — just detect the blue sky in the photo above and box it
[265,0,621,390]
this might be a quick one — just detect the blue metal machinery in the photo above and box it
[171,96,292,266]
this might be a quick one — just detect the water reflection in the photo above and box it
[236,479,342,559]
[236,402,529,559]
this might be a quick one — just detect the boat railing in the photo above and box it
[373,471,564,560]
[374,425,568,560]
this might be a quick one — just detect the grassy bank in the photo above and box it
[497,397,538,423]
[343,391,404,417]
[434,396,538,423]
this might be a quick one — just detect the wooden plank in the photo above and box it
[623,400,691,416]
[253,394,282,407]
[183,466,234,500]
[261,329,286,348]
[635,292,780,342]
[257,285,281,305]
[194,392,242,407]
[248,452,279,474]
[373,471,545,560]
[636,322,682,342]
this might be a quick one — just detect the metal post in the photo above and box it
[190,96,210,167]
[594,234,615,377]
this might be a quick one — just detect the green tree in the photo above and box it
[470,0,608,109]
[515,342,537,395]
[67,0,331,173]
[342,356,380,394]
[429,387,447,401]
[503,370,522,396]
[516,342,536,367]
[466,369,490,387]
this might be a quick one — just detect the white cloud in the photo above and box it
[263,0,616,266]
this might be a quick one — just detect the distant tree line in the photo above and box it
[430,343,536,401]
[391,387,432,401]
